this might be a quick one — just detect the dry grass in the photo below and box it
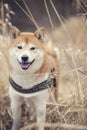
[1,1,87,130]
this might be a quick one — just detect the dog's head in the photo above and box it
[9,26,45,74]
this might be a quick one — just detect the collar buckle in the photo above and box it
[49,67,56,87]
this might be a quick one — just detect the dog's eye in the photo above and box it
[17,46,22,49]
[30,47,36,50]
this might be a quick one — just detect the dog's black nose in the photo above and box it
[21,55,29,62]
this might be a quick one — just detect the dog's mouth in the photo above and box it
[18,59,35,70]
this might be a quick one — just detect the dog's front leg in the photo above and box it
[35,102,46,130]
[34,91,49,130]
[10,92,23,130]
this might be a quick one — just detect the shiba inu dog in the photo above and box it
[8,26,59,130]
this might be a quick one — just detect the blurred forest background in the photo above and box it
[1,0,87,130]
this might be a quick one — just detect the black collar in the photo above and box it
[9,75,56,94]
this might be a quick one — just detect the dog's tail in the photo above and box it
[45,40,60,60]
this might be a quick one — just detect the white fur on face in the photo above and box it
[9,42,45,74]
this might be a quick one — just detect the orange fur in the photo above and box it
[9,31,59,100]
[9,27,59,130]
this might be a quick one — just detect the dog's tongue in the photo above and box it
[21,63,30,69]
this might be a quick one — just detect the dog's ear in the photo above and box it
[34,27,45,42]
[10,26,20,39]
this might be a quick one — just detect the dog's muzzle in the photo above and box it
[17,54,35,70]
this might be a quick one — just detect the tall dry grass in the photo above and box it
[0,1,87,130]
